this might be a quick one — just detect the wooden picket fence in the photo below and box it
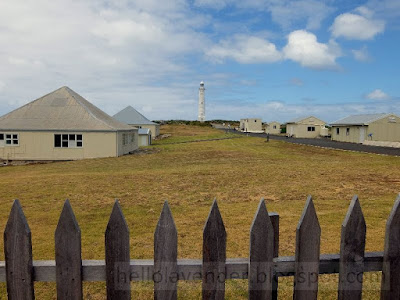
[1,194,400,299]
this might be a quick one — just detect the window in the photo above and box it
[54,134,83,148]
[0,133,4,147]
[273,125,277,129]
[307,126,315,132]
[254,120,257,122]
[122,134,127,145]
[336,128,340,135]
[130,133,135,143]
[5,133,19,145]
[346,128,350,136]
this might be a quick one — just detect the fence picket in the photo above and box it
[105,200,131,299]
[338,196,366,300]
[293,196,321,300]
[269,212,279,300]
[381,194,400,300]
[3,199,35,300]
[154,201,178,300]
[249,199,274,300]
[202,200,226,300]
[55,200,83,299]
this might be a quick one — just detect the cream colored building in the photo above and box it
[331,113,400,145]
[0,86,138,161]
[240,118,263,133]
[113,106,160,139]
[286,116,327,138]
[138,128,152,146]
[265,121,281,134]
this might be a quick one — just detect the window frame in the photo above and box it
[336,128,340,135]
[54,133,83,148]
[307,126,316,132]
[3,133,19,146]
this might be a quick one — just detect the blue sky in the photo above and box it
[0,0,399,123]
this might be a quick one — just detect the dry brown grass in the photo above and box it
[0,124,399,299]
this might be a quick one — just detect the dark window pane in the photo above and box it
[13,140,18,144]
[62,134,68,140]
[77,134,82,141]
[54,135,61,147]
[77,141,82,147]
[0,134,3,140]
[6,140,11,144]
[13,134,17,139]
[6,134,11,139]
[69,134,75,140]
[62,141,68,147]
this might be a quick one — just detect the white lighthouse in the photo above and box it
[198,81,205,122]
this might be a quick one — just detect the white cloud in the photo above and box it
[330,10,385,40]
[267,0,335,30]
[0,0,210,119]
[206,35,282,64]
[351,46,371,62]
[365,89,390,100]
[283,30,341,70]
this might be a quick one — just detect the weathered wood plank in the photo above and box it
[55,200,83,300]
[202,200,226,300]
[269,212,279,300]
[338,196,366,300]
[381,194,400,300]
[249,199,274,300]
[154,201,178,300]
[293,196,321,300]
[105,200,131,300]
[3,199,35,300]
[0,252,386,282]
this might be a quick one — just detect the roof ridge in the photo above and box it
[64,87,114,130]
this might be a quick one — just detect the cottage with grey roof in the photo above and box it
[113,106,160,139]
[331,113,400,145]
[0,86,138,160]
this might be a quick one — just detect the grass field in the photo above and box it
[0,124,399,299]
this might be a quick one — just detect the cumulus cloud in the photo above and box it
[0,0,210,119]
[365,89,390,100]
[206,35,282,64]
[283,30,341,70]
[352,46,371,62]
[330,8,385,40]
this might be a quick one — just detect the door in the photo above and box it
[359,127,366,143]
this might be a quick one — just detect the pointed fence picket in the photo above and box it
[1,194,400,300]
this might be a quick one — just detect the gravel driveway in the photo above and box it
[224,129,400,156]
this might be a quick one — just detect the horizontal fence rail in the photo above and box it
[1,194,400,300]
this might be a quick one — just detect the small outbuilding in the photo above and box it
[240,118,263,133]
[286,116,327,138]
[113,106,160,139]
[265,121,281,134]
[331,113,400,145]
[0,86,138,160]
[138,128,152,146]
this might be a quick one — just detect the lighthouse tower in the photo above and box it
[198,81,205,122]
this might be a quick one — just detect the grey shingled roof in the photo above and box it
[331,113,391,126]
[0,86,133,131]
[113,106,157,125]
